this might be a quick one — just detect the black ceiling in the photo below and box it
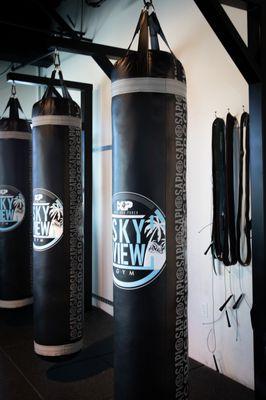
[0,0,112,68]
[0,0,250,70]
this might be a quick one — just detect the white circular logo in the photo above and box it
[112,192,166,290]
[33,188,63,251]
[0,185,25,232]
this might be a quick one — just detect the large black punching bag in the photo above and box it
[0,87,32,309]
[112,8,188,400]
[32,68,84,358]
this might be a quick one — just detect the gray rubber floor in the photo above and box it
[0,306,254,400]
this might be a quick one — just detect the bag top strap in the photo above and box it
[148,12,173,54]
[128,9,174,53]
[1,83,27,120]
[126,6,179,77]
[50,69,71,100]
[148,12,160,50]
[43,50,71,101]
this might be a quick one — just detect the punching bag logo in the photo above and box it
[33,188,63,251]
[112,192,166,289]
[0,185,25,232]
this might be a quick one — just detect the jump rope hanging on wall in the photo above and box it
[211,110,251,267]
[32,50,84,358]
[0,84,32,309]
[205,109,252,372]
[112,2,188,399]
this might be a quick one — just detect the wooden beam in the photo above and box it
[194,0,261,83]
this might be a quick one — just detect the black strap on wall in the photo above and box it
[211,112,252,267]
[223,113,238,266]
[237,112,252,266]
[212,117,226,262]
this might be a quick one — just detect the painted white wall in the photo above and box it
[0,0,253,390]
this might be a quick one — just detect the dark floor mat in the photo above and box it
[189,365,254,400]
[0,306,254,400]
[47,336,113,382]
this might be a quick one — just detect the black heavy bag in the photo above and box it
[112,8,188,400]
[32,69,84,357]
[0,89,32,308]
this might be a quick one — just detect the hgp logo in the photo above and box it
[117,201,133,211]
[35,194,43,202]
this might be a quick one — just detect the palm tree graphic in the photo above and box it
[13,194,24,212]
[49,200,63,224]
[144,214,166,253]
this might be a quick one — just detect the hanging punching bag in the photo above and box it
[32,67,84,358]
[112,7,188,400]
[0,86,32,309]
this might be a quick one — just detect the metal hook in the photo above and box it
[11,81,16,97]
[227,108,230,114]
[53,48,61,70]
[143,0,154,11]
[214,111,217,118]
[242,105,245,112]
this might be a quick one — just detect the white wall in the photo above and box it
[0,0,253,390]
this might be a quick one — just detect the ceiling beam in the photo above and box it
[50,36,128,60]
[220,0,248,9]
[7,72,92,91]
[91,55,114,78]
[220,0,261,9]
[0,21,129,61]
[194,0,261,83]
